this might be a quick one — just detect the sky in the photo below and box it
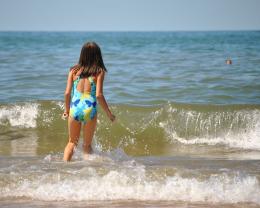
[0,0,260,31]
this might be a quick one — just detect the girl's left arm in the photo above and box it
[64,71,73,116]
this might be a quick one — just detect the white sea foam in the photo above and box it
[0,103,39,128]
[160,107,260,150]
[53,101,64,110]
[161,122,260,150]
[1,169,259,204]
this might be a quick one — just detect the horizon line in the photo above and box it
[0,29,259,33]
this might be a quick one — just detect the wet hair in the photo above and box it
[72,42,107,77]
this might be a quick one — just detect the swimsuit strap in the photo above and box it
[88,76,96,97]
[87,76,95,84]
[74,76,95,86]
[74,76,81,85]
[73,76,81,91]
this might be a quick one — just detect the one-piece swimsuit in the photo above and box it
[69,76,97,123]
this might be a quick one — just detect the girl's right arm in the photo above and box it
[96,71,115,122]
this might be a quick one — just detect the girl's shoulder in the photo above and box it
[69,64,80,73]
[68,65,82,81]
[70,64,83,76]
[97,70,106,79]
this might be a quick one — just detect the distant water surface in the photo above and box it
[0,31,259,104]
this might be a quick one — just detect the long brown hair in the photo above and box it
[72,42,107,77]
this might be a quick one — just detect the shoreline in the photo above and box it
[1,199,259,208]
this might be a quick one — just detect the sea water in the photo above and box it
[0,31,260,207]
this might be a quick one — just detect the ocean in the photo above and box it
[0,31,260,207]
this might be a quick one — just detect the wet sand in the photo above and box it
[1,199,260,208]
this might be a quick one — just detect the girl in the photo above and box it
[62,42,115,162]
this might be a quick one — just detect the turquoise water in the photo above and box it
[0,32,260,207]
[0,31,259,104]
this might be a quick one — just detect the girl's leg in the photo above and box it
[63,117,81,161]
[83,115,97,156]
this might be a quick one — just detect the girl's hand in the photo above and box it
[108,112,116,122]
[62,112,69,120]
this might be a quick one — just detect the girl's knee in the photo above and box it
[68,137,79,146]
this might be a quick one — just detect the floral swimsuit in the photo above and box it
[69,76,97,123]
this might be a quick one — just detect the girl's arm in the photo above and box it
[96,71,115,122]
[63,70,73,117]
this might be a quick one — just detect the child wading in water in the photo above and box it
[62,42,115,161]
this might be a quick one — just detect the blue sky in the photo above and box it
[0,0,260,31]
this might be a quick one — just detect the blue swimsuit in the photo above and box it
[69,76,97,123]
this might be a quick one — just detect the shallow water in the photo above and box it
[1,153,260,207]
[0,101,260,207]
[0,31,260,207]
